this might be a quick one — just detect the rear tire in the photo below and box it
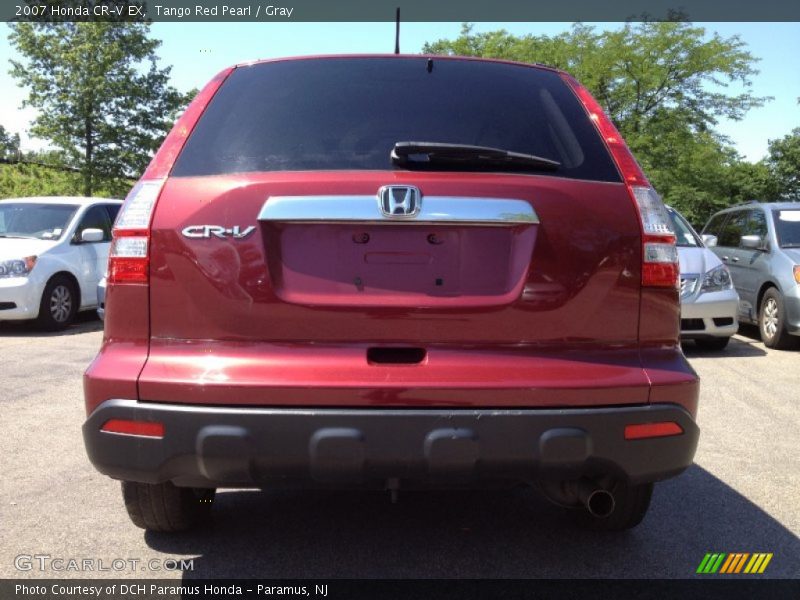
[579,481,653,531]
[36,275,78,331]
[695,337,730,351]
[759,288,797,350]
[121,481,215,532]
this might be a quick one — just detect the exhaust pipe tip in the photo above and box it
[577,480,616,518]
[585,489,615,518]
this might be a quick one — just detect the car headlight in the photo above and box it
[700,264,732,293]
[0,256,38,278]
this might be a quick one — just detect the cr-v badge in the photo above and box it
[181,225,256,239]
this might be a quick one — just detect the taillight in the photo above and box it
[631,186,680,288]
[108,235,150,284]
[108,180,163,285]
[107,66,234,286]
[561,73,678,289]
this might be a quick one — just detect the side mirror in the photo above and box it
[80,228,104,243]
[701,234,718,247]
[740,235,763,250]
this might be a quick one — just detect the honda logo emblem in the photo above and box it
[378,185,421,218]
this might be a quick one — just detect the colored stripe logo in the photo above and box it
[696,553,773,574]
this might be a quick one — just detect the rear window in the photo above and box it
[172,57,621,182]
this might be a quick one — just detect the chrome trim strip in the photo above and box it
[259,195,538,226]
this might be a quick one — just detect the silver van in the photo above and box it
[701,202,800,349]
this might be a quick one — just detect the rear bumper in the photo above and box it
[83,400,699,488]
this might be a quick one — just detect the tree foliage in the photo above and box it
[0,125,21,160]
[0,162,131,199]
[423,22,788,227]
[766,128,800,201]
[425,22,766,132]
[8,22,190,196]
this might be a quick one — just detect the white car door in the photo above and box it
[73,205,113,308]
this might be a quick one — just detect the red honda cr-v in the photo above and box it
[84,55,699,532]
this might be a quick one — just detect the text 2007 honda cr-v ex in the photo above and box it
[83,55,699,532]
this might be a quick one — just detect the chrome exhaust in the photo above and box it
[578,480,615,518]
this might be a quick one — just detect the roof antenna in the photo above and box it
[394,7,400,54]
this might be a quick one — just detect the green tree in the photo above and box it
[629,116,736,225]
[424,22,766,135]
[8,22,190,196]
[0,162,132,199]
[766,128,800,201]
[725,160,781,204]
[424,22,771,225]
[0,125,21,161]
[21,148,72,168]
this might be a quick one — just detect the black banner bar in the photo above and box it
[5,0,800,23]
[3,579,800,600]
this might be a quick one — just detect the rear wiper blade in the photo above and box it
[391,141,560,172]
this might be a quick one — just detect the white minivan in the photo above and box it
[0,197,122,329]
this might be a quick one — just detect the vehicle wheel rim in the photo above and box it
[50,285,72,323]
[762,298,778,339]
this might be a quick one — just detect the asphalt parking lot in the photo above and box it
[0,315,798,580]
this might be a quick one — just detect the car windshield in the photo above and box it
[0,203,79,240]
[773,209,800,248]
[668,208,701,247]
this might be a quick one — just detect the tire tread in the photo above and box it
[35,275,78,331]
[121,481,214,532]
[760,288,798,350]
